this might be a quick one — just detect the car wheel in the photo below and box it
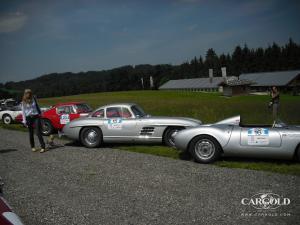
[41,119,54,136]
[189,135,221,163]
[80,127,102,148]
[296,145,300,162]
[163,127,184,147]
[3,114,12,125]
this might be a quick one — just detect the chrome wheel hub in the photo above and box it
[85,130,98,144]
[194,139,215,160]
[4,117,11,124]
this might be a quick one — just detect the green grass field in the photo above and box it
[2,90,300,176]
[39,90,300,124]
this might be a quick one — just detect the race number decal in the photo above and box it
[107,118,122,129]
[247,128,269,145]
[60,114,70,125]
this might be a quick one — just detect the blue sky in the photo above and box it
[0,0,299,83]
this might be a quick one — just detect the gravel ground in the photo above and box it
[0,128,299,225]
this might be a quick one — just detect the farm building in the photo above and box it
[159,70,300,94]
[219,77,254,97]
[239,70,300,93]
[159,77,225,92]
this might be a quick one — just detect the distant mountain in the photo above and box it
[2,39,300,99]
[2,64,174,98]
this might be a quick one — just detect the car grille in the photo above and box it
[140,127,155,136]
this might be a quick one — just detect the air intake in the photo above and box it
[140,127,155,136]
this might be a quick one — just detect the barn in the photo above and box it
[159,77,225,92]
[159,70,300,95]
[219,77,254,97]
[239,70,300,94]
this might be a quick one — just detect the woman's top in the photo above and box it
[271,91,280,104]
[21,97,40,124]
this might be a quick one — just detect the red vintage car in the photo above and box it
[15,113,22,124]
[16,102,92,135]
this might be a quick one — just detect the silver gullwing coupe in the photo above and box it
[62,103,202,147]
[174,115,300,163]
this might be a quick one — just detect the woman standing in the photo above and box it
[21,89,46,153]
[270,86,280,120]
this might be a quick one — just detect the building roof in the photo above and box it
[239,70,300,87]
[159,77,225,89]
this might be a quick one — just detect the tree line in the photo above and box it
[1,38,300,99]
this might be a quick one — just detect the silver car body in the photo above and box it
[0,106,21,124]
[174,115,300,159]
[63,103,202,144]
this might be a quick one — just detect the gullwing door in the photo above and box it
[103,107,137,139]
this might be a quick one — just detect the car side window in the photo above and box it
[106,107,122,118]
[68,106,76,114]
[57,106,65,114]
[92,109,104,118]
[121,107,132,118]
[57,106,74,114]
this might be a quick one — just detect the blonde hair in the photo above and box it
[22,89,33,104]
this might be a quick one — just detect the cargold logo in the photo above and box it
[241,193,290,210]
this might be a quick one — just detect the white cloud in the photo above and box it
[0,12,27,33]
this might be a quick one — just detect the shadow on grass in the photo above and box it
[63,141,192,160]
[0,149,18,154]
[105,143,193,161]
[220,156,296,164]
[216,156,300,176]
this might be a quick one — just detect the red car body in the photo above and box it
[16,102,92,135]
[15,114,23,124]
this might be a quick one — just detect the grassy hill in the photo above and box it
[39,90,300,124]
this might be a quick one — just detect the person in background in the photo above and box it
[21,89,46,153]
[270,86,280,120]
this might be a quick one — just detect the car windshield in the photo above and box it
[12,105,21,111]
[131,105,146,118]
[75,104,92,113]
[6,101,18,107]
[273,119,288,128]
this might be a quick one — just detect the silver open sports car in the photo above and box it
[174,115,300,163]
[62,103,202,147]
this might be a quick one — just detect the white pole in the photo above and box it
[150,76,154,88]
[141,77,144,89]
